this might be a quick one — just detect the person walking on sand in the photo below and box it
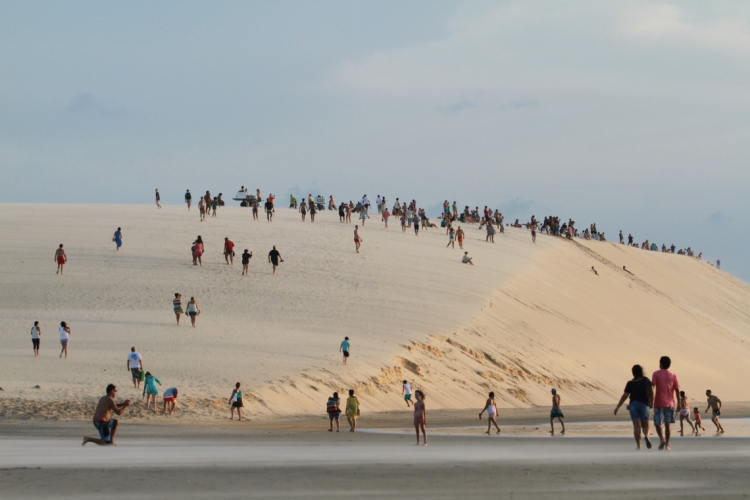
[241,249,252,276]
[550,388,566,435]
[414,390,427,445]
[113,227,123,251]
[309,201,317,223]
[402,380,413,407]
[163,386,178,415]
[486,222,494,243]
[327,392,341,432]
[142,371,161,411]
[82,384,131,446]
[531,225,537,244]
[155,189,161,209]
[478,392,501,434]
[229,382,244,421]
[211,197,218,217]
[191,239,203,266]
[185,189,192,210]
[224,237,235,265]
[345,389,360,432]
[693,407,705,434]
[456,226,465,249]
[59,321,71,358]
[265,198,274,222]
[268,246,283,274]
[652,356,681,450]
[382,208,390,229]
[614,364,653,450]
[360,208,369,226]
[54,244,67,274]
[446,227,456,249]
[705,390,724,433]
[354,226,362,253]
[299,199,307,221]
[173,293,183,325]
[678,391,695,435]
[198,197,206,221]
[30,321,41,357]
[340,337,350,364]
[186,297,200,328]
[127,347,143,389]
[462,252,474,266]
[252,198,259,221]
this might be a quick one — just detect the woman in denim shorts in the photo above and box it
[614,364,654,450]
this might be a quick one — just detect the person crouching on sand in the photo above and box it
[414,390,427,445]
[163,387,178,415]
[229,382,244,421]
[478,392,501,434]
[614,364,653,450]
[550,388,566,435]
[83,384,131,446]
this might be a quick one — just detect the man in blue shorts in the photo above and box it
[82,384,131,446]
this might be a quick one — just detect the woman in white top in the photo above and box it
[478,391,501,435]
[31,321,41,357]
[59,321,71,359]
[186,297,200,328]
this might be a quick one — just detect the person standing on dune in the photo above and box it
[652,356,681,450]
[54,244,67,275]
[127,346,143,389]
[340,337,350,364]
[186,297,200,328]
[241,249,252,276]
[456,227,465,249]
[82,384,131,446]
[173,293,183,325]
[59,321,71,359]
[30,321,41,357]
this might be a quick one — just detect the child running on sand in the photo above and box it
[414,390,427,445]
[229,382,244,421]
[679,391,695,435]
[550,388,566,435]
[693,407,705,434]
[402,380,413,407]
[478,392,501,434]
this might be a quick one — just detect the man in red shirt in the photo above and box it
[224,237,235,265]
[652,356,681,450]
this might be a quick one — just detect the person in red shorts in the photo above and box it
[652,356,681,450]
[224,237,235,265]
[54,244,67,275]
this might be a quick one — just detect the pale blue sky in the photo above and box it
[2,1,749,280]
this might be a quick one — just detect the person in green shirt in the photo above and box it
[142,372,161,412]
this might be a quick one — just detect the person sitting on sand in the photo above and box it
[229,382,244,421]
[82,384,131,446]
[462,252,474,266]
[550,388,566,435]
[345,389,360,432]
[478,392,501,435]
[414,390,427,445]
[705,390,724,433]
[143,371,162,412]
[163,386,178,415]
[54,244,67,275]
[327,392,341,432]
[614,364,653,450]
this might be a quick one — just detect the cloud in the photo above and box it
[705,211,728,225]
[621,4,750,52]
[67,93,127,117]
[435,100,477,115]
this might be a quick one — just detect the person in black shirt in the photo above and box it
[614,364,654,450]
[241,249,252,276]
[268,246,283,275]
[185,190,192,210]
[265,199,274,222]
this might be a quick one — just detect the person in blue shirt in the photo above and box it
[340,337,350,365]
[114,227,122,251]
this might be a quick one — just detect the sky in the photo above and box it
[2,1,750,281]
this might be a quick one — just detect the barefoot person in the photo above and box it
[550,388,566,435]
[705,390,725,433]
[241,249,252,276]
[478,392,501,434]
[185,189,192,210]
[462,252,474,266]
[163,386,178,415]
[54,244,67,275]
[173,293,183,325]
[652,356,681,450]
[693,407,705,434]
[59,321,71,359]
[30,321,41,357]
[223,237,235,265]
[186,297,200,328]
[345,389,360,432]
[354,225,362,253]
[268,246,283,274]
[679,391,695,435]
[142,371,161,411]
[82,384,131,446]
[456,226,465,249]
[126,347,143,389]
[340,337,350,364]
[327,392,341,432]
[402,380,413,407]
[229,382,244,421]
[155,189,161,208]
[414,390,427,445]
[113,227,122,251]
[614,364,653,450]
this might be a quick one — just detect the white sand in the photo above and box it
[1,203,749,420]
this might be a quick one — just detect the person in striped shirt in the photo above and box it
[173,293,183,325]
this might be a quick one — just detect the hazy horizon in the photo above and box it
[2,1,749,281]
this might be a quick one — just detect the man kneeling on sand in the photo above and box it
[83,384,131,446]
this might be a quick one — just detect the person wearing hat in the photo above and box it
[550,388,565,435]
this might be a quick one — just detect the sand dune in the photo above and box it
[1,204,748,420]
